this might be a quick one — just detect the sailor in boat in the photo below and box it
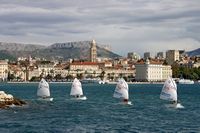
[75,95,81,98]
[116,81,128,104]
[123,99,129,103]
[170,100,181,105]
[170,100,177,104]
[42,96,49,99]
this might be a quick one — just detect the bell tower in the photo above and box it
[90,39,97,62]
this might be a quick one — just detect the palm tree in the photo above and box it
[107,73,111,81]
[76,69,80,78]
[55,74,62,81]
[7,71,15,81]
[39,69,45,79]
[14,70,17,80]
[46,74,53,80]
[4,69,8,81]
[100,70,105,80]
[50,69,54,78]
[119,73,123,78]
[93,71,96,79]
[84,70,88,78]
[111,72,115,81]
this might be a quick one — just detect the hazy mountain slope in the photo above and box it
[186,48,200,57]
[0,41,120,60]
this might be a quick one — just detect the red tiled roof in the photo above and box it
[136,60,163,65]
[9,65,21,71]
[0,60,8,64]
[71,62,98,65]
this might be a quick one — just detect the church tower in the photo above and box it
[90,39,97,62]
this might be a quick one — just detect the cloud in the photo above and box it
[0,0,200,56]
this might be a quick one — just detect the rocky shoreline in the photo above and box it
[0,98,26,109]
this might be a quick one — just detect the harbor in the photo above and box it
[0,83,199,132]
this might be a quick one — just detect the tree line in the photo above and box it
[172,64,200,80]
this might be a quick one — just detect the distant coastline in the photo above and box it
[5,81,165,84]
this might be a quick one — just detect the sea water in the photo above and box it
[0,83,199,132]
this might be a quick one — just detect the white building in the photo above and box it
[135,59,172,82]
[162,65,173,80]
[38,63,54,77]
[9,65,26,81]
[193,62,200,68]
[70,62,99,71]
[28,69,40,80]
[0,60,8,81]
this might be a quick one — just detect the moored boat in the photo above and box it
[178,79,194,84]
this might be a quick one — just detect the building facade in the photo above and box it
[0,60,8,81]
[28,69,40,80]
[135,59,172,82]
[70,62,99,71]
[162,65,172,80]
[156,52,164,59]
[144,52,150,60]
[166,50,179,65]
[38,63,54,77]
[127,52,141,60]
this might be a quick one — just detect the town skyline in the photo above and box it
[0,0,200,55]
[0,40,199,84]
[0,40,198,58]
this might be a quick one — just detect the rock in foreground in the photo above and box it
[0,91,26,108]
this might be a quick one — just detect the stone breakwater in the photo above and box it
[0,98,26,109]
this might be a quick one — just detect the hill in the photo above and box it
[0,41,120,60]
[186,48,200,57]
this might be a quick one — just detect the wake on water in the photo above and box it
[176,103,184,109]
[165,103,184,109]
[118,101,132,105]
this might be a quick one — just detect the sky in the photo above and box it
[0,0,200,57]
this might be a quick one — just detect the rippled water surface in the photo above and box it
[0,83,199,132]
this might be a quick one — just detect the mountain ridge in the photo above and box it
[0,41,120,60]
[186,48,200,57]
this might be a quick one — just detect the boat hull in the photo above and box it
[70,96,87,100]
[37,97,53,101]
[119,101,132,105]
[165,103,184,108]
[178,79,194,84]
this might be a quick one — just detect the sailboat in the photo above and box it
[113,78,132,105]
[37,78,53,101]
[160,77,184,108]
[70,78,87,100]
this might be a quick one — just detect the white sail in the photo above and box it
[37,78,50,97]
[160,77,177,101]
[70,78,83,96]
[113,78,129,99]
